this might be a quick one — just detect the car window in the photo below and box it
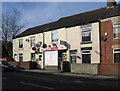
[2,61,12,66]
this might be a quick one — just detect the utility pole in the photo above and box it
[42,32,45,70]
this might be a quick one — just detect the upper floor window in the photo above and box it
[113,22,120,39]
[30,37,35,47]
[113,48,120,63]
[19,39,23,48]
[81,25,91,42]
[52,30,58,42]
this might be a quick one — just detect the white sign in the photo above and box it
[45,51,58,66]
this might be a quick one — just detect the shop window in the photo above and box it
[81,25,91,42]
[30,37,35,47]
[113,48,120,63]
[19,39,23,48]
[19,53,23,62]
[14,54,17,61]
[52,30,58,42]
[82,50,91,63]
[113,22,120,39]
[31,53,35,62]
[70,54,76,63]
[70,50,77,63]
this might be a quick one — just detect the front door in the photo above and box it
[58,51,62,70]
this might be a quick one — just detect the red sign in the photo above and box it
[44,46,67,51]
[51,47,58,50]
[32,47,36,51]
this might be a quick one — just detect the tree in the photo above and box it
[2,9,26,58]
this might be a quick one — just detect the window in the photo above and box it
[39,53,43,62]
[52,30,58,42]
[113,48,120,63]
[81,24,91,42]
[31,53,35,62]
[82,48,91,63]
[81,27,91,42]
[30,37,35,47]
[19,39,23,48]
[14,54,17,61]
[70,53,76,63]
[70,50,77,63]
[19,54,23,62]
[113,22,120,39]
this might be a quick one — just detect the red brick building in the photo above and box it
[99,1,120,75]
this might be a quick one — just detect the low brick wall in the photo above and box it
[9,61,19,68]
[71,63,98,75]
[9,61,37,70]
[98,64,120,75]
[19,62,29,70]
[45,66,58,71]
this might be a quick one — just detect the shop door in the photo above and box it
[58,51,62,70]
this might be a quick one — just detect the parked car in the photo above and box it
[0,61,16,71]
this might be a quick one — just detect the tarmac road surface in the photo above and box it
[2,71,120,90]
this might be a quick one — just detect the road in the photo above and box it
[2,71,119,90]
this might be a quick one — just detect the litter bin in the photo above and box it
[62,61,71,72]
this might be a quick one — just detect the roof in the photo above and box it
[14,4,120,39]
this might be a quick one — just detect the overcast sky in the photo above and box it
[2,2,108,32]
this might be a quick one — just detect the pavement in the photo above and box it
[19,69,120,80]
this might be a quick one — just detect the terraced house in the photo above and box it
[13,0,120,75]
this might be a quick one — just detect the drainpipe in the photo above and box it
[98,20,102,64]
[42,27,49,70]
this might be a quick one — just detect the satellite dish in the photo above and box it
[101,37,107,41]
[37,41,42,47]
[43,44,47,48]
[52,43,57,47]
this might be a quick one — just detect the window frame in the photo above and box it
[14,54,17,61]
[82,50,91,63]
[81,27,91,42]
[39,53,43,62]
[31,53,36,62]
[113,48,120,63]
[30,36,35,47]
[52,30,58,43]
[113,22,120,39]
[70,53,76,64]
[19,53,23,62]
[19,39,23,48]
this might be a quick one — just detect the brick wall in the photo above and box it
[9,61,37,70]
[19,62,29,70]
[98,64,120,75]
[9,61,19,68]
[100,20,120,63]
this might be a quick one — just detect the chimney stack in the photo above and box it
[107,0,117,7]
